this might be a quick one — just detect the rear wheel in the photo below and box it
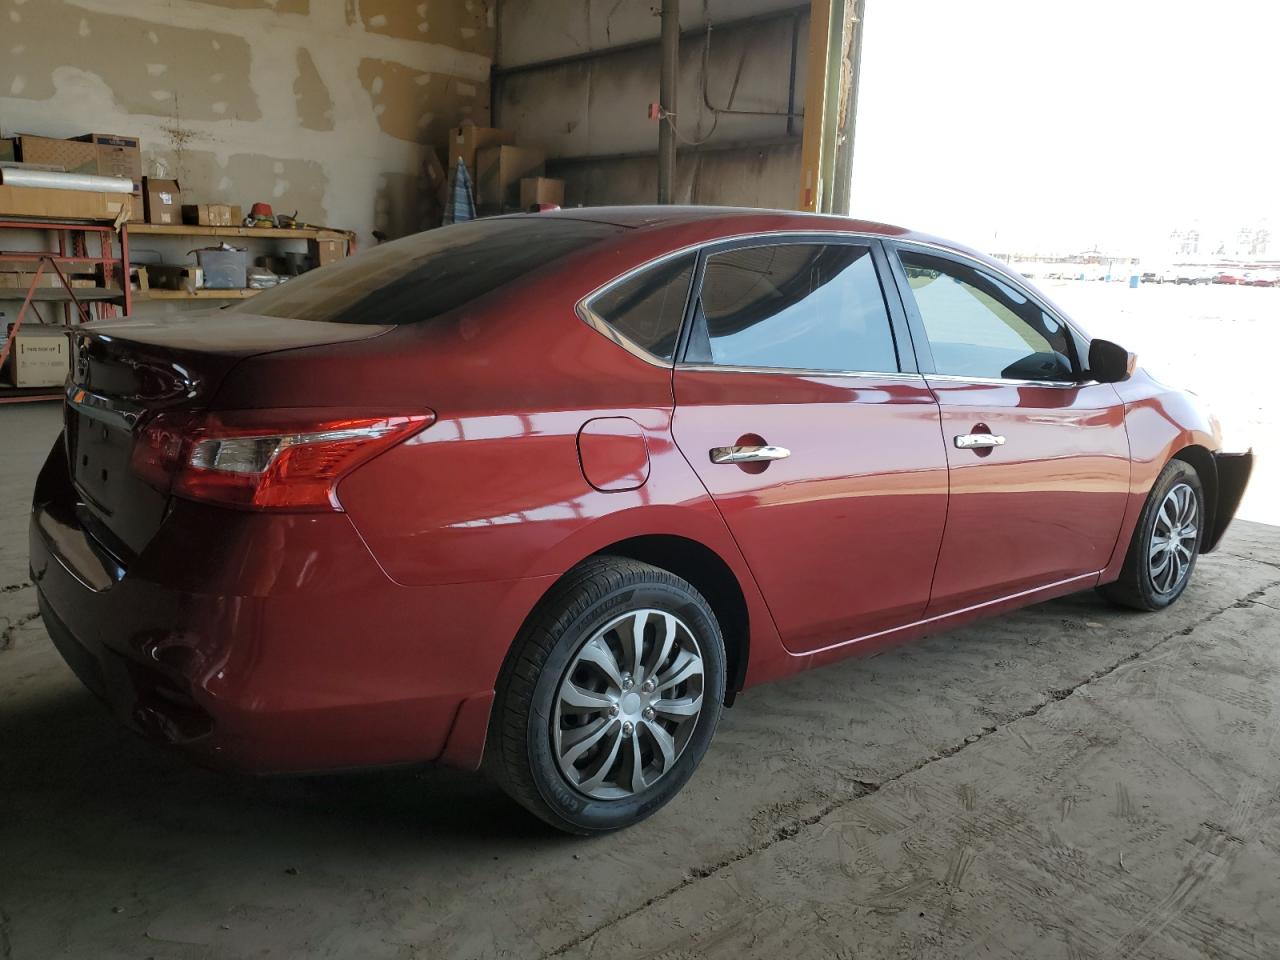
[1100,459,1204,611]
[489,556,725,834]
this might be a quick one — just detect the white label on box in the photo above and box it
[160,192,173,204]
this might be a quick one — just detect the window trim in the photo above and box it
[575,243,703,368]
[885,238,1096,388]
[576,231,916,376]
[679,233,908,376]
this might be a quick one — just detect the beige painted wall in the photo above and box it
[0,0,496,242]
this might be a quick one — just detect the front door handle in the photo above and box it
[710,444,791,464]
[954,433,1006,449]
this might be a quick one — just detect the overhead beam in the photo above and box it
[491,4,809,78]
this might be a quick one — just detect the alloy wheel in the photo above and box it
[552,609,705,800]
[1149,481,1199,594]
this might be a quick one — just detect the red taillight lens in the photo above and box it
[130,412,194,491]
[130,409,433,511]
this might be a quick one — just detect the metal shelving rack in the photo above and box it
[126,223,353,301]
[0,217,129,404]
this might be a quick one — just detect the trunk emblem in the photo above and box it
[74,338,90,384]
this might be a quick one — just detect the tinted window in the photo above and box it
[690,244,897,372]
[589,253,694,361]
[237,217,621,324]
[899,251,1077,381]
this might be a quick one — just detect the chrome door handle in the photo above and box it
[710,445,791,464]
[954,433,1006,449]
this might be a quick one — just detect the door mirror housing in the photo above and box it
[1088,338,1136,383]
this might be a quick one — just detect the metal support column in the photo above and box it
[797,0,854,213]
[830,0,864,215]
[657,0,680,204]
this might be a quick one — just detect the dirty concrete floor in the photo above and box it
[2,401,1278,959]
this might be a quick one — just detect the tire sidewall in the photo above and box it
[524,579,725,833]
[1134,461,1204,609]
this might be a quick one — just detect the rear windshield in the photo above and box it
[235,217,623,325]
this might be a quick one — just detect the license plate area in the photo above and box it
[64,401,170,558]
[70,409,134,517]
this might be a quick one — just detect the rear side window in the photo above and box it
[236,218,622,325]
[588,253,695,362]
[687,243,898,373]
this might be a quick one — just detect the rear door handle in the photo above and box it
[954,433,1006,449]
[710,445,791,464]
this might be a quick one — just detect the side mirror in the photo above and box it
[1088,338,1136,383]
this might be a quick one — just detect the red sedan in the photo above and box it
[31,208,1252,833]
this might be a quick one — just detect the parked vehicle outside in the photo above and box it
[31,208,1252,833]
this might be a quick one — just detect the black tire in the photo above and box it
[1100,459,1204,611]
[489,556,726,835]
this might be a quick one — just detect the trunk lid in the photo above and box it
[64,311,391,559]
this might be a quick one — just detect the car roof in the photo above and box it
[522,205,987,262]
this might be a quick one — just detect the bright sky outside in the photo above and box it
[850,0,1280,259]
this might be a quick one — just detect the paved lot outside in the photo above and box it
[2,282,1278,959]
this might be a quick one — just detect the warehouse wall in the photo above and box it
[495,0,807,209]
[0,0,496,242]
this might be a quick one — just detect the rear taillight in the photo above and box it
[130,409,433,511]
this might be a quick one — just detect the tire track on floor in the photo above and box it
[539,581,1280,960]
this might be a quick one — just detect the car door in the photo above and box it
[887,243,1131,615]
[671,237,949,654]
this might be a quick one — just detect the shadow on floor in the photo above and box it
[0,678,556,859]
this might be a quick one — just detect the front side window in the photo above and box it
[898,251,1077,381]
[687,243,898,373]
[588,253,695,362]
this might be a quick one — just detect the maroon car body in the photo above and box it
[32,207,1251,787]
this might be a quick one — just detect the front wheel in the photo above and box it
[1100,459,1204,611]
[489,556,725,834]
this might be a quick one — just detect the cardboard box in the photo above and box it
[14,135,99,174]
[476,145,546,210]
[182,203,242,227]
[448,125,516,181]
[4,326,68,388]
[0,184,131,221]
[307,236,346,267]
[520,176,564,209]
[0,272,95,289]
[147,265,202,291]
[74,133,143,195]
[142,177,182,225]
[423,148,447,227]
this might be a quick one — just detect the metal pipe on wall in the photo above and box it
[657,0,680,204]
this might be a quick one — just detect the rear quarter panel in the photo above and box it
[311,255,788,690]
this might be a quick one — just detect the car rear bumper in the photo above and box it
[30,440,553,774]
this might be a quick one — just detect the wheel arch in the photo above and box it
[591,534,750,705]
[1170,443,1218,550]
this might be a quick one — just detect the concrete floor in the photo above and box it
[2,401,1279,960]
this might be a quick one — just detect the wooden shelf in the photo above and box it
[0,387,63,404]
[137,288,261,301]
[0,287,124,302]
[128,223,347,241]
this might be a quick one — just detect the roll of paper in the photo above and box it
[0,167,135,194]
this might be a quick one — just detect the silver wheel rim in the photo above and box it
[552,609,705,800]
[1149,481,1199,594]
